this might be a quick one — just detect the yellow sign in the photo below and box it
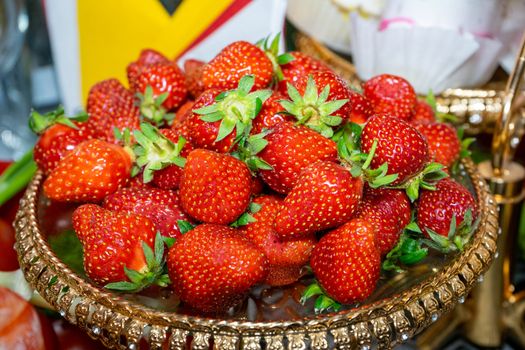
[78,0,234,101]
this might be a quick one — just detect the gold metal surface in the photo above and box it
[14,159,498,349]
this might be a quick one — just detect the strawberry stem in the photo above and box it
[136,85,174,126]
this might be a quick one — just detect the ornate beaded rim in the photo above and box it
[14,159,499,349]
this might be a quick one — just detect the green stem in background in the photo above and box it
[0,149,37,207]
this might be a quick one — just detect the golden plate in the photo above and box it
[14,158,498,349]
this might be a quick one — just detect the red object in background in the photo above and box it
[0,219,18,271]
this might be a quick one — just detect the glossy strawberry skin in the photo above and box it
[275,161,363,239]
[363,74,417,121]
[184,59,205,98]
[311,218,380,304]
[356,187,411,255]
[179,149,252,225]
[72,204,155,284]
[33,123,94,175]
[241,195,316,286]
[277,51,330,95]
[103,187,192,239]
[417,178,478,237]
[202,41,273,91]
[258,122,338,194]
[415,122,460,168]
[294,71,352,119]
[151,128,194,190]
[86,79,140,143]
[410,100,435,125]
[347,91,374,124]
[135,62,188,110]
[167,224,268,313]
[186,89,237,153]
[361,115,430,185]
[250,92,292,135]
[44,139,132,202]
[127,49,169,92]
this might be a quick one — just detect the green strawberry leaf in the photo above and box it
[29,106,89,134]
[177,220,195,235]
[137,85,172,126]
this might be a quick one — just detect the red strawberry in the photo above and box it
[410,100,436,125]
[275,161,363,239]
[356,187,411,255]
[179,149,252,224]
[258,122,338,193]
[251,92,292,135]
[127,49,170,92]
[86,79,140,143]
[188,76,272,153]
[241,195,316,286]
[251,176,265,195]
[173,100,194,128]
[30,107,93,174]
[135,62,188,123]
[44,139,132,202]
[103,187,192,239]
[415,122,460,168]
[360,115,430,185]
[184,59,205,98]
[72,204,169,291]
[308,218,380,307]
[417,178,478,251]
[202,41,273,91]
[167,224,268,313]
[277,51,330,94]
[363,74,417,121]
[150,128,194,190]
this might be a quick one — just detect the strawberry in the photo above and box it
[346,90,374,124]
[304,218,380,310]
[135,62,188,124]
[415,122,461,168]
[202,41,273,91]
[258,121,338,193]
[44,139,132,202]
[103,187,193,239]
[127,49,170,92]
[360,115,430,186]
[240,195,316,286]
[85,79,140,143]
[280,74,349,137]
[149,128,194,189]
[131,123,187,187]
[410,100,435,125]
[363,74,417,121]
[184,59,205,98]
[172,100,194,132]
[179,149,252,224]
[250,92,292,135]
[167,224,268,313]
[72,204,170,291]
[277,51,330,94]
[417,178,478,252]
[356,187,411,255]
[29,107,93,174]
[188,75,272,153]
[275,161,363,240]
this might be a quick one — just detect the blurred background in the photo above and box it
[0,0,524,349]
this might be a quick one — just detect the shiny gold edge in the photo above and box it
[14,159,498,349]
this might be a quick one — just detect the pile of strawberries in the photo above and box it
[31,35,478,314]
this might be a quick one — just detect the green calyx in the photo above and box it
[335,124,398,187]
[105,232,171,293]
[231,130,273,174]
[29,105,89,134]
[390,162,449,202]
[421,209,477,254]
[230,202,262,228]
[257,32,295,82]
[136,85,175,126]
[132,123,186,183]
[193,75,272,142]
[300,281,341,314]
[280,76,347,138]
[382,221,428,273]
